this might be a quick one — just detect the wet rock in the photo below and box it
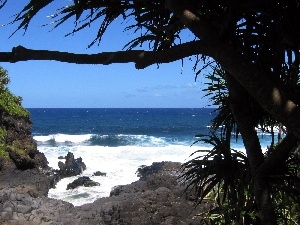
[57,152,86,178]
[67,176,100,190]
[136,161,181,180]
[51,162,207,224]
[93,171,107,176]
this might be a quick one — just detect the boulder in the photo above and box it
[93,171,107,176]
[136,161,180,180]
[66,176,100,190]
[57,152,86,178]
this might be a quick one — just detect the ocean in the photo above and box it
[29,108,273,206]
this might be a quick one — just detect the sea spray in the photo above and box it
[40,144,204,206]
[30,108,273,206]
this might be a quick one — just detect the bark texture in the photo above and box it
[165,0,300,140]
[227,75,277,225]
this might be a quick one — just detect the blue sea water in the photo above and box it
[28,108,273,206]
[30,108,215,147]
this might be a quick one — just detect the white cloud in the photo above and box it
[182,82,197,88]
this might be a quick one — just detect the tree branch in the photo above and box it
[166,0,300,139]
[258,133,299,176]
[0,40,208,69]
[210,42,300,139]
[165,0,219,40]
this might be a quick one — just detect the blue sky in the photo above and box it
[0,1,210,108]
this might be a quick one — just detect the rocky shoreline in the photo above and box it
[0,106,213,224]
[0,161,213,225]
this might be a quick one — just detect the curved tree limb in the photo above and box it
[1,0,300,140]
[0,40,208,69]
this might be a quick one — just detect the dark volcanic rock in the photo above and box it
[93,171,107,176]
[0,161,214,224]
[0,110,49,171]
[136,161,178,180]
[53,161,211,225]
[7,148,35,170]
[0,106,54,198]
[67,176,100,190]
[57,152,87,178]
[0,168,55,198]
[0,187,73,224]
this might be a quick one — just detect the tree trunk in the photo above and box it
[227,75,277,225]
[166,0,300,140]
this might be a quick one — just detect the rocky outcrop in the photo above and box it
[0,188,73,225]
[0,168,55,198]
[0,109,48,171]
[0,161,214,225]
[93,171,107,176]
[0,104,54,199]
[0,101,213,224]
[57,152,86,178]
[66,176,100,190]
[55,162,214,224]
[0,73,213,224]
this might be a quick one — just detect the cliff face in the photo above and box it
[0,102,55,199]
[0,67,55,200]
[0,109,48,171]
[0,66,48,171]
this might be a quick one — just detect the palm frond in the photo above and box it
[0,0,7,9]
[10,0,53,36]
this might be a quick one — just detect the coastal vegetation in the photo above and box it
[0,127,9,160]
[0,66,34,168]
[0,1,299,224]
[0,67,29,118]
[182,67,300,224]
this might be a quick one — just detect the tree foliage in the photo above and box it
[0,66,29,165]
[182,67,300,224]
[0,67,29,118]
[0,1,300,224]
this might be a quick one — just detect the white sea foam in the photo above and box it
[34,134,92,143]
[37,133,271,206]
[40,144,210,206]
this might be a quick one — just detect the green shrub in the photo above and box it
[0,91,29,118]
[0,66,29,118]
[0,126,9,160]
[0,147,9,159]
